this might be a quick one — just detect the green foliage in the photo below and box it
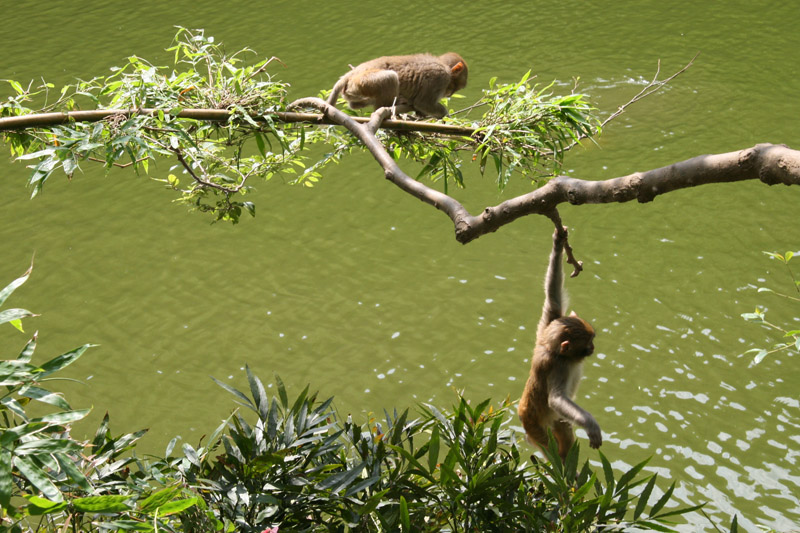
[740,250,800,365]
[1,267,198,532]
[1,28,601,222]
[2,268,707,531]
[170,374,701,532]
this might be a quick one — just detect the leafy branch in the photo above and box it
[740,250,800,365]
[1,27,616,223]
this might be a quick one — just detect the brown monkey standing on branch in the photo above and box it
[326,53,468,119]
[518,227,602,460]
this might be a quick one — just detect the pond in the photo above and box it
[2,1,799,530]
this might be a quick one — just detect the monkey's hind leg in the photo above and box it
[552,419,576,460]
[344,68,400,108]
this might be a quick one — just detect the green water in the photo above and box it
[2,1,799,530]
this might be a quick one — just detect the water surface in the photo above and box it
[1,1,799,530]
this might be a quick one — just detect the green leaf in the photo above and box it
[0,448,12,509]
[24,495,69,516]
[139,486,181,513]
[648,481,675,517]
[54,453,92,492]
[14,438,83,455]
[72,494,133,512]
[20,386,71,410]
[571,471,597,503]
[428,423,440,474]
[318,461,365,494]
[183,443,201,467]
[616,456,649,492]
[634,474,657,520]
[275,374,289,409]
[0,308,36,325]
[399,495,411,531]
[0,421,48,446]
[211,376,254,410]
[32,408,91,426]
[157,496,198,515]
[246,365,269,420]
[14,455,62,502]
[39,344,93,377]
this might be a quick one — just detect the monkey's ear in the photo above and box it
[560,340,570,354]
[569,311,578,318]
[452,61,466,74]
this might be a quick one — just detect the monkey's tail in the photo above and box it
[326,78,346,106]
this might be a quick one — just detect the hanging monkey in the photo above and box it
[518,227,602,460]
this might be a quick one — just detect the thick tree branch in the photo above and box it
[285,100,800,248]
[456,143,800,244]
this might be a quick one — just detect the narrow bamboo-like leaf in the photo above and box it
[571,471,597,504]
[633,520,678,532]
[182,443,201,467]
[39,344,93,377]
[648,481,675,517]
[93,411,110,449]
[634,474,658,520]
[246,365,269,420]
[14,455,62,502]
[20,386,71,410]
[139,486,181,512]
[18,333,37,362]
[24,495,69,515]
[318,461,365,494]
[730,513,739,533]
[344,475,381,498]
[165,436,179,457]
[211,376,255,411]
[652,502,704,519]
[616,456,649,493]
[0,308,36,325]
[267,397,279,441]
[427,424,440,474]
[275,374,288,409]
[72,494,133,512]
[14,438,83,455]
[54,453,92,492]
[0,448,12,509]
[32,408,91,426]
[0,421,48,445]
[399,495,411,531]
[157,496,198,515]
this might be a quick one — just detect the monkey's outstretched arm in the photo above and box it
[548,393,602,449]
[538,227,566,334]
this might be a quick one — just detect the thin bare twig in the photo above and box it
[565,54,699,150]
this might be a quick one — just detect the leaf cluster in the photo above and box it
[740,249,800,365]
[1,269,198,532]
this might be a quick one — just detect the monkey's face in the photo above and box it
[446,69,468,96]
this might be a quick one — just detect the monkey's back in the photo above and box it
[356,54,450,102]
[518,345,558,431]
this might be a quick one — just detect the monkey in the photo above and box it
[325,53,468,119]
[517,227,602,461]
